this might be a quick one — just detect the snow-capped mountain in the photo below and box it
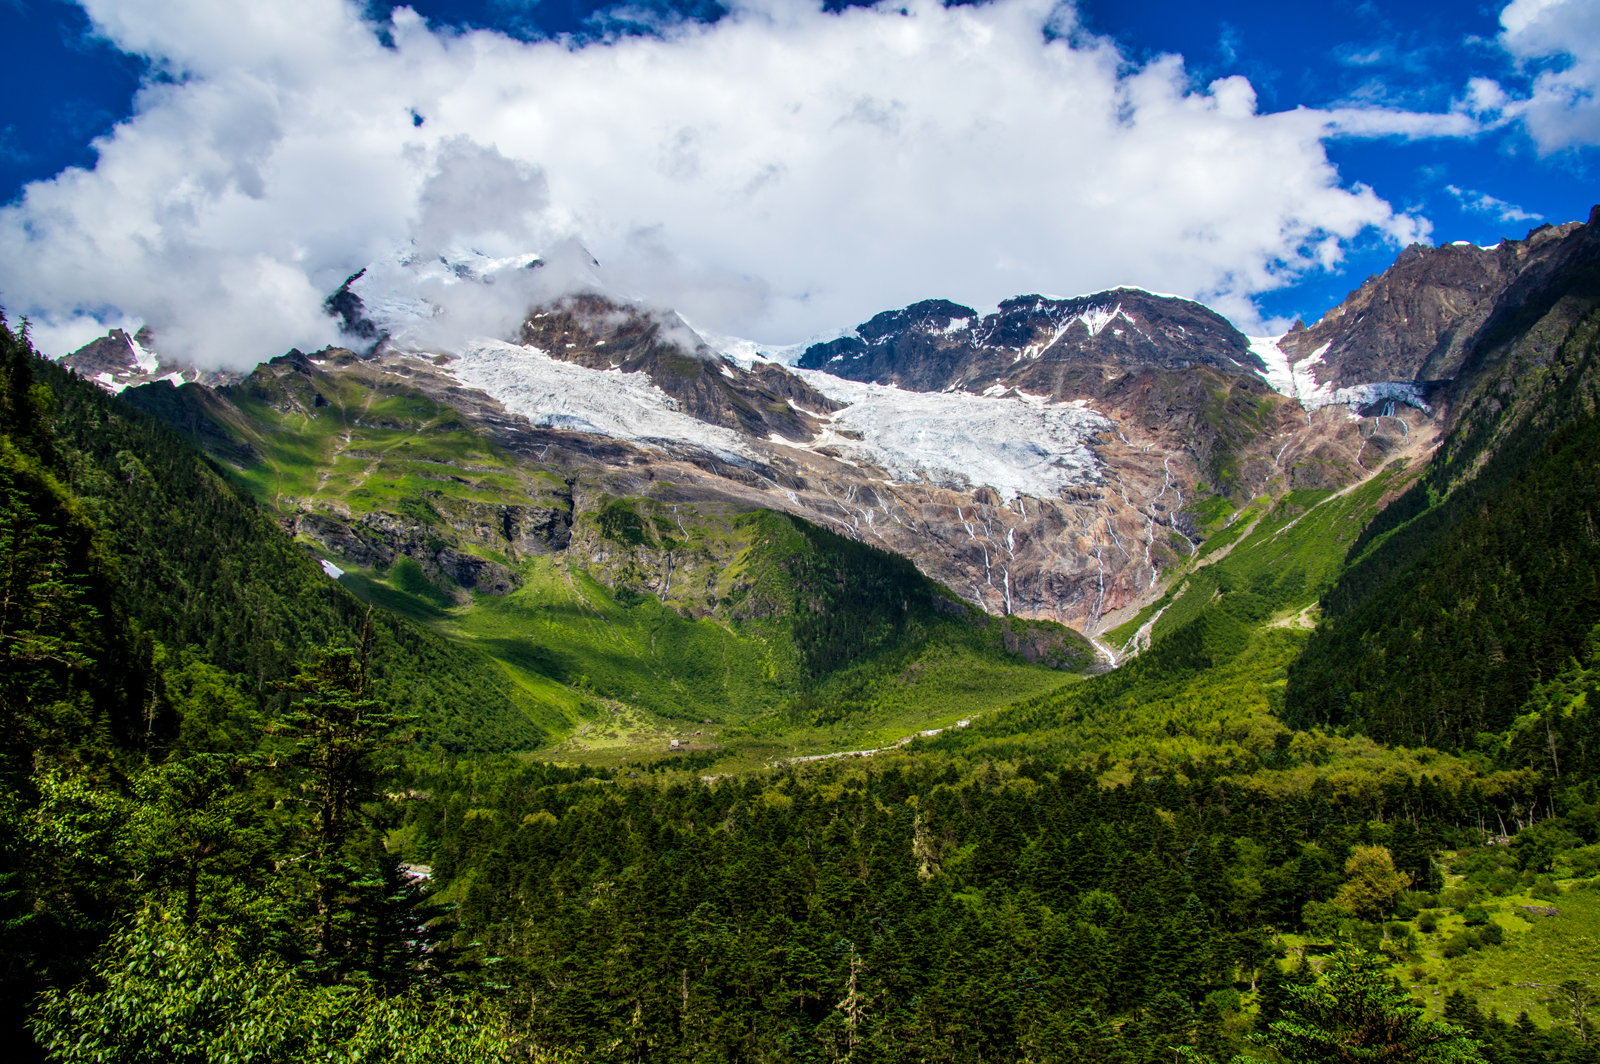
[67,208,1600,646]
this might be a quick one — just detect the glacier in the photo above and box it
[1248,335,1432,415]
[785,370,1109,501]
[436,338,1110,501]
[352,254,1113,501]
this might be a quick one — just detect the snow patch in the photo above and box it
[320,559,345,579]
[128,335,160,374]
[1249,335,1334,407]
[1076,303,1124,338]
[1250,335,1431,414]
[1248,335,1297,397]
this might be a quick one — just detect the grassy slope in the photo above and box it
[221,360,564,519]
[171,363,1092,761]
[1397,881,1600,1023]
[335,528,1078,769]
[1104,464,1414,654]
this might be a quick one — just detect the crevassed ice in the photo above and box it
[789,369,1109,501]
[443,339,1108,500]
[445,340,754,462]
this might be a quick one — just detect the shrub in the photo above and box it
[1417,911,1439,934]
[1205,988,1243,1014]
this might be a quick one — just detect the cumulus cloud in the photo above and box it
[1,0,1475,366]
[1471,0,1600,152]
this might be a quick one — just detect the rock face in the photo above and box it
[59,326,239,392]
[796,289,1260,395]
[291,509,537,601]
[1278,219,1591,392]
[59,328,150,379]
[1430,204,1600,465]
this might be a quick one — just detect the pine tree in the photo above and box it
[266,629,416,975]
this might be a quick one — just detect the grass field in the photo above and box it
[334,547,1080,767]
[1272,866,1600,1030]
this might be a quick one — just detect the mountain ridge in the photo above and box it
[54,208,1598,650]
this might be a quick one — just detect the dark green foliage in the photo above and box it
[265,639,418,972]
[1287,317,1600,749]
[388,556,455,609]
[1443,990,1600,1064]
[27,351,543,753]
[926,607,1252,758]
[596,497,650,546]
[736,509,973,680]
[0,320,541,1058]
[1252,948,1485,1062]
[30,907,523,1063]
[397,746,1556,1063]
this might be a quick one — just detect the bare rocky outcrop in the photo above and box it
[1277,217,1592,392]
[796,289,1259,392]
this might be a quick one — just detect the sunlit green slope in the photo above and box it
[129,353,1094,759]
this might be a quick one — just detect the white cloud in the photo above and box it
[1477,0,1600,152]
[0,0,1472,365]
[1444,183,1544,223]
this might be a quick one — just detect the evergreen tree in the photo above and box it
[1254,947,1486,1063]
[266,631,417,976]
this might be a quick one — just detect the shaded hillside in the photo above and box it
[30,352,549,752]
[1283,212,1600,751]
[1284,324,1600,748]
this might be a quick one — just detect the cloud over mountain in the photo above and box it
[0,0,1482,366]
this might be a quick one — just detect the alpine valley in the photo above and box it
[7,207,1600,1062]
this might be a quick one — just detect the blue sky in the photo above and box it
[0,0,1595,362]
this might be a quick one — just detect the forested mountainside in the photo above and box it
[7,210,1600,1063]
[20,350,546,753]
[0,314,1095,1060]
